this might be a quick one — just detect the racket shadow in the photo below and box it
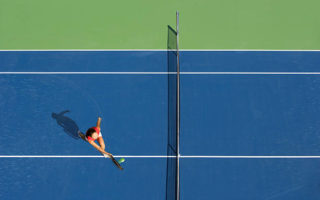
[51,110,80,140]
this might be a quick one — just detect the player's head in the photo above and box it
[86,128,98,140]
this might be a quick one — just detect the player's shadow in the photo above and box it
[51,110,80,140]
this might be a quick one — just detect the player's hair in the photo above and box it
[86,128,96,138]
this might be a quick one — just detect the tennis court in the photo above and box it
[1,1,320,199]
[1,49,320,199]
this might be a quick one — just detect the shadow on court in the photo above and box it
[51,110,80,140]
[166,25,178,200]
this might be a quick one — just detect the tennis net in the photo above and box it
[166,11,180,200]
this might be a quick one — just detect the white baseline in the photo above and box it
[1,155,320,159]
[0,49,320,52]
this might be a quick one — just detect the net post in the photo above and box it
[176,10,180,200]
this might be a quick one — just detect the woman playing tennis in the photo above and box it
[78,117,123,169]
[84,117,111,156]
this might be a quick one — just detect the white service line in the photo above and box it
[181,156,320,158]
[0,49,168,52]
[1,155,320,158]
[0,72,175,75]
[0,155,175,158]
[1,72,320,75]
[181,49,320,52]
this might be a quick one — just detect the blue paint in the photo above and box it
[1,51,320,199]
[181,51,320,72]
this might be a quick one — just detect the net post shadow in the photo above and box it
[166,25,178,200]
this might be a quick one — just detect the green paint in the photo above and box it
[1,0,319,49]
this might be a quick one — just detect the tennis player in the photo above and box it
[82,117,112,157]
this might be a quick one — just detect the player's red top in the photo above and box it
[87,127,101,142]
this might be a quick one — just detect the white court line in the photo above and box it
[1,72,320,75]
[0,155,175,158]
[0,49,168,52]
[181,156,320,158]
[181,72,320,75]
[182,49,320,52]
[0,49,320,52]
[0,72,175,75]
[1,155,320,158]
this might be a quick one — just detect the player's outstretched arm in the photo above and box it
[58,110,70,115]
[96,117,102,129]
[88,140,111,156]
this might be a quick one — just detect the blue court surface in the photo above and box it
[1,51,320,199]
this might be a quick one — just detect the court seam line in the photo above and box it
[1,155,320,158]
[2,72,320,75]
[0,49,320,51]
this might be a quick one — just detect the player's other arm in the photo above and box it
[88,140,111,156]
[96,117,102,129]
